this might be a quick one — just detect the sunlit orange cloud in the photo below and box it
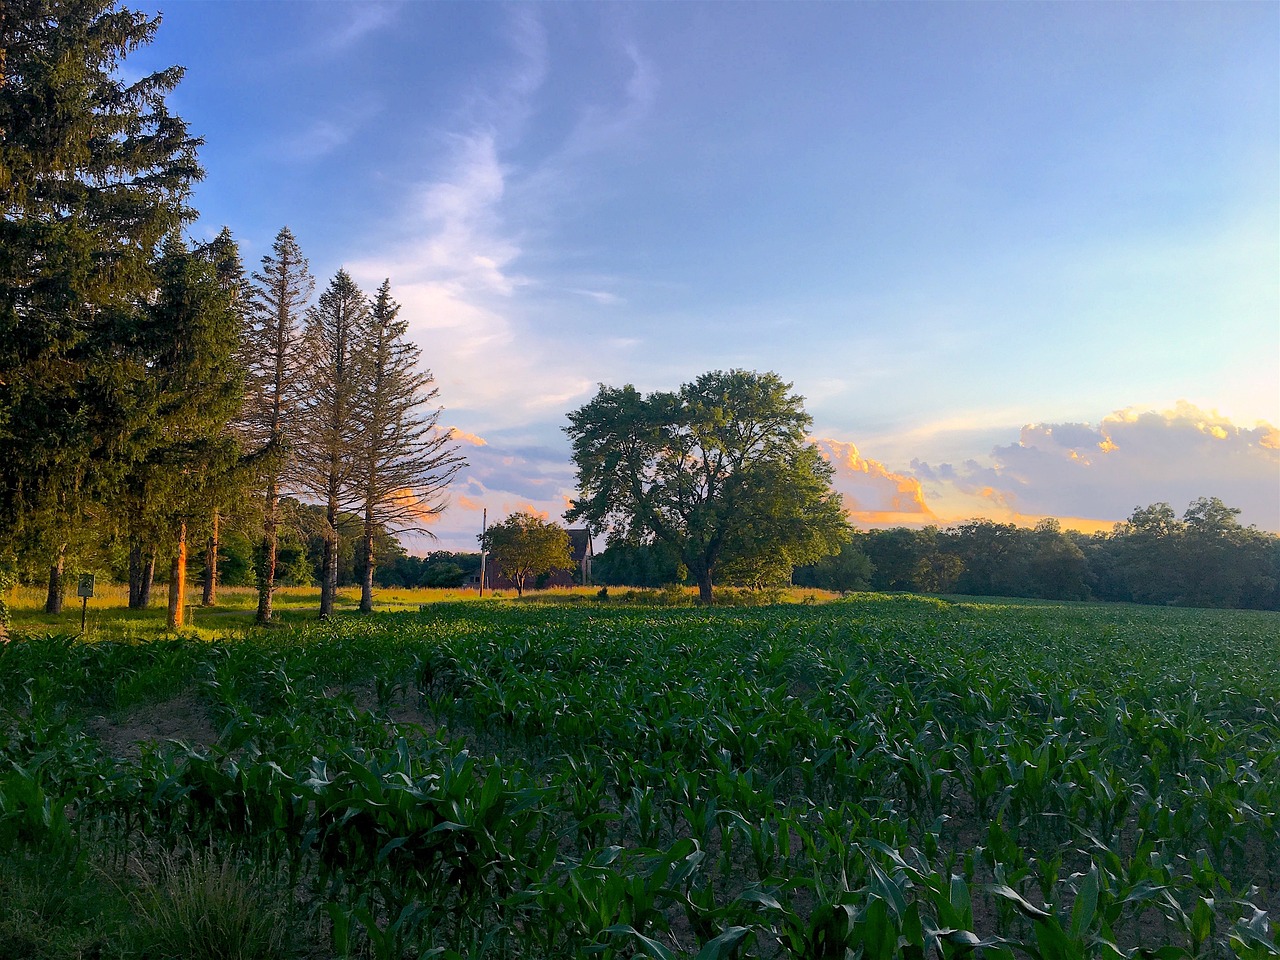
[448,428,488,447]
[811,438,938,527]
[504,502,550,521]
[939,487,1117,534]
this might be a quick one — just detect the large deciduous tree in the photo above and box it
[566,370,850,603]
[293,269,366,619]
[0,0,201,628]
[480,512,572,597]
[352,280,464,612]
[243,227,313,623]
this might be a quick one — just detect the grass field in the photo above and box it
[1,595,1277,958]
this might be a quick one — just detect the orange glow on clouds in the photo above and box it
[811,438,937,526]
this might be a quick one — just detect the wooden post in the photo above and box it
[479,508,487,598]
[76,573,95,635]
[168,522,187,630]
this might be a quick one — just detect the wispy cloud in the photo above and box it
[273,98,382,162]
[347,8,658,430]
[312,2,401,56]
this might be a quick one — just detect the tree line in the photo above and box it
[593,497,1280,610]
[0,2,462,632]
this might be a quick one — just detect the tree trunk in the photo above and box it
[201,510,219,606]
[167,522,186,630]
[44,545,66,614]
[696,570,714,605]
[319,502,337,619]
[257,479,278,624]
[128,543,143,607]
[140,552,155,607]
[359,507,375,613]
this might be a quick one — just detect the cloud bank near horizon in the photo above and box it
[910,402,1279,532]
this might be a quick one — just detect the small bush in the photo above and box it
[131,849,288,960]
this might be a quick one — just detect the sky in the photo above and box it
[132,1,1279,549]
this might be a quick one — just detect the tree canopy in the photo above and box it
[0,0,201,562]
[565,370,850,603]
[481,512,572,597]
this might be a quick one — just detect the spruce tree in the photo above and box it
[243,227,313,622]
[198,227,248,607]
[119,237,244,630]
[354,281,464,612]
[0,1,202,578]
[294,270,367,619]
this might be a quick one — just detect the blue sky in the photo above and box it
[134,1,1278,546]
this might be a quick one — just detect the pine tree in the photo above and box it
[198,227,248,607]
[0,1,202,580]
[122,237,245,630]
[353,280,464,612]
[243,227,313,623]
[294,270,367,619]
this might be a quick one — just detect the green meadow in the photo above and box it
[2,595,1277,958]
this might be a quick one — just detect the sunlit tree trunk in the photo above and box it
[44,544,66,614]
[167,522,186,630]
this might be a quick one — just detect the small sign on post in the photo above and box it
[77,574,95,633]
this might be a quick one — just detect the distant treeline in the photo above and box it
[596,497,1280,611]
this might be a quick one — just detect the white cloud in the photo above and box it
[911,402,1280,531]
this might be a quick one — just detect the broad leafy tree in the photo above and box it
[243,227,313,622]
[352,280,464,612]
[480,512,572,597]
[566,370,849,603]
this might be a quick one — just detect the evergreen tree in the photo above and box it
[0,0,201,614]
[120,237,244,629]
[352,280,464,612]
[243,227,313,622]
[294,270,367,619]
[197,227,249,607]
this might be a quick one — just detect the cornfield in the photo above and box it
[1,595,1277,958]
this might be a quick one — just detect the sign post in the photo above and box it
[77,574,95,634]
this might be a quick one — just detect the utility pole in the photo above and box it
[478,507,487,598]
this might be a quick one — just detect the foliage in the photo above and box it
[566,370,850,603]
[352,279,464,612]
[593,541,687,588]
[796,500,1278,611]
[243,226,314,624]
[0,0,201,568]
[481,511,573,596]
[293,270,369,618]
